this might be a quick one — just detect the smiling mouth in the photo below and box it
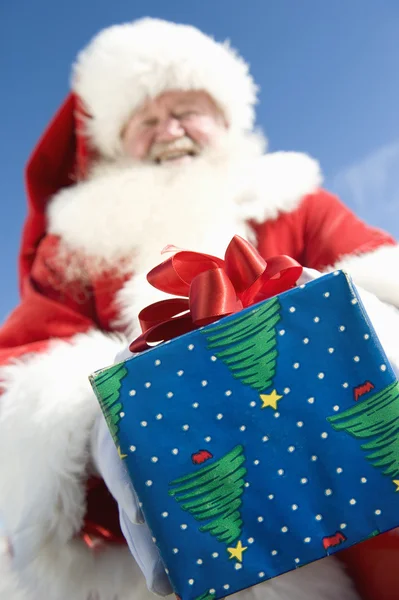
[155,149,198,164]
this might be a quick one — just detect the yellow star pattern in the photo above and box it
[227,540,248,563]
[393,480,399,492]
[260,389,283,410]
[118,446,127,460]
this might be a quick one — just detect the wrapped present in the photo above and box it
[90,238,399,600]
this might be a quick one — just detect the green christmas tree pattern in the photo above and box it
[193,591,216,600]
[169,445,247,544]
[328,381,399,481]
[91,363,128,446]
[202,297,281,399]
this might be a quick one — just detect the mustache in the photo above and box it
[148,136,201,162]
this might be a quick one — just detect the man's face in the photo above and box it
[122,90,227,164]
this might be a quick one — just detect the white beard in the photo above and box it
[46,129,266,281]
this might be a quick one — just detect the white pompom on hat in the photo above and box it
[72,18,258,158]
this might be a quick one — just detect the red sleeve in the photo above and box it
[0,235,96,364]
[300,189,396,271]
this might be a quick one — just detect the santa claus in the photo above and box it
[1,17,399,600]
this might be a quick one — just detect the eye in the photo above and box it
[175,110,200,119]
[142,117,158,127]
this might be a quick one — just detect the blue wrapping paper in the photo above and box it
[90,271,399,600]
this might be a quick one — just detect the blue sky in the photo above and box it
[1,1,399,319]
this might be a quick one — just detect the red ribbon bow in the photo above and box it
[129,236,302,353]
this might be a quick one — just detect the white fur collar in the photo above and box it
[46,150,322,281]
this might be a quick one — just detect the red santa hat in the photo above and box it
[22,18,258,288]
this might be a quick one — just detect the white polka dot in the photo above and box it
[162,512,168,518]
[258,572,265,578]
[210,355,217,361]
[328,347,335,354]
[240,426,246,432]
[192,402,199,408]
[318,372,325,379]
[340,523,347,529]
[342,382,349,388]
[333,405,340,412]
[155,359,161,366]
[245,482,250,488]
[325,489,332,496]
[274,412,280,418]
[188,579,194,585]
[381,364,387,371]
[303,337,310,344]
[278,469,285,476]
[289,306,296,313]
[141,421,148,427]
[129,389,136,396]
[188,344,194,350]
[257,516,264,522]
[262,436,269,442]
[311,455,318,461]
[156,413,163,420]
[288,446,295,453]
[353,356,360,362]
[145,382,151,388]
[165,568,169,574]
[268,494,274,500]
[224,584,230,590]
[146,480,153,487]
[304,537,311,543]
[248,537,255,544]
[315,514,323,521]
[297,421,304,427]
[181,524,187,530]
[182,424,190,431]
[139,502,143,508]
[295,558,300,564]
[197,559,203,565]
[271,550,278,556]
[314,316,320,323]
[301,478,308,484]
[284,387,291,394]
[292,504,298,511]
[209,590,216,595]
[172,448,179,455]
[254,459,260,465]
[177,370,184,376]
[281,526,288,533]
[201,380,208,387]
[166,391,174,398]
[225,390,232,396]
[173,548,179,554]
[349,498,356,505]
[250,401,257,407]
[375,509,382,515]
[334,270,340,275]
[279,329,285,336]
[336,467,343,474]
[235,563,242,570]
[216,413,223,420]
[361,477,367,483]
[321,432,328,439]
[324,292,330,298]
[212,552,219,558]
[151,456,158,463]
[130,445,136,452]
[339,325,346,332]
[205,436,211,442]
[308,397,315,404]
[364,334,370,340]
[293,362,300,369]
[119,412,125,418]
[351,298,358,305]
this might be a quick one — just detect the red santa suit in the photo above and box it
[1,18,399,600]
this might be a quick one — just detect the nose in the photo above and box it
[155,117,185,142]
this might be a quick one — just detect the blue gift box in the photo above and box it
[90,271,399,600]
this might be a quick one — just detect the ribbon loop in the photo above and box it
[130,235,303,352]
